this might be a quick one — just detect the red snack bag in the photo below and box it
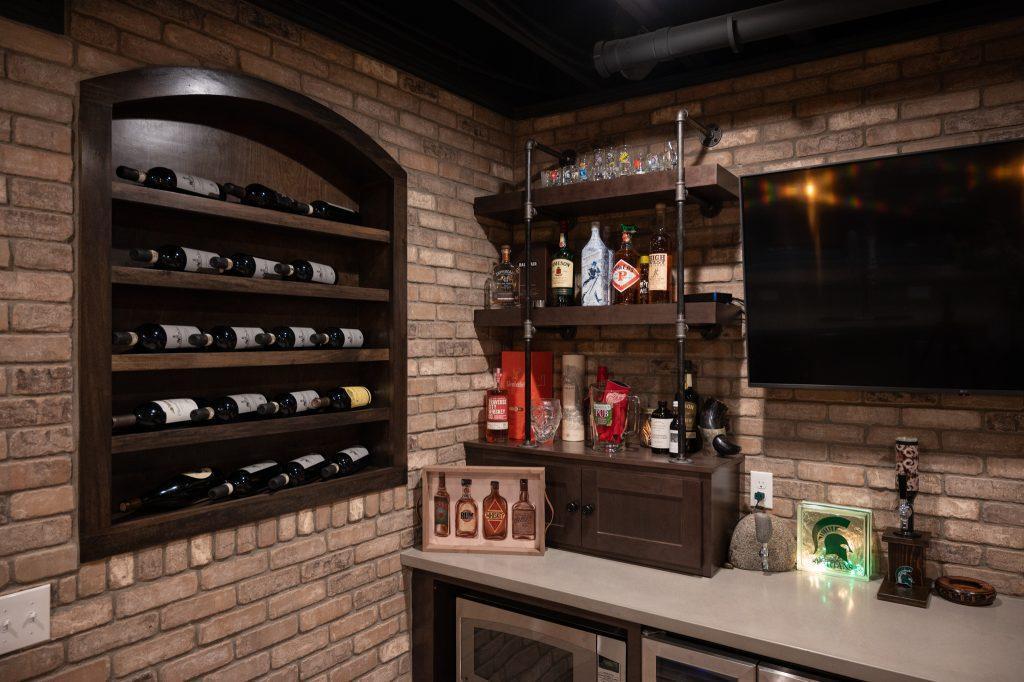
[596,379,631,444]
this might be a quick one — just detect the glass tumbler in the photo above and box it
[531,399,562,445]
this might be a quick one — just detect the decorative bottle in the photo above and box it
[434,473,450,537]
[455,479,477,538]
[580,221,610,306]
[511,479,536,540]
[482,481,508,540]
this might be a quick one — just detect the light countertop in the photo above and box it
[401,548,1024,682]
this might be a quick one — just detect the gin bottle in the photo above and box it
[580,221,611,306]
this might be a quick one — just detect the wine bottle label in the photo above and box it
[669,429,680,454]
[486,395,508,430]
[252,257,280,279]
[342,386,372,407]
[290,390,321,412]
[182,468,214,479]
[228,393,267,414]
[611,259,640,292]
[340,329,364,348]
[176,173,221,199]
[685,401,697,432]
[309,262,337,284]
[153,398,199,424]
[241,461,277,474]
[292,453,326,469]
[290,327,320,348]
[551,258,574,288]
[180,247,219,273]
[230,327,263,349]
[341,446,369,462]
[649,252,669,291]
[160,324,202,349]
[651,417,672,449]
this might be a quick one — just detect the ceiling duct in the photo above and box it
[594,0,937,80]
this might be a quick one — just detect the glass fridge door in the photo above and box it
[642,634,757,682]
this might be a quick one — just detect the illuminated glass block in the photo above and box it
[797,501,873,581]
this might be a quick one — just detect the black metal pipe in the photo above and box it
[523,140,536,446]
[675,111,688,436]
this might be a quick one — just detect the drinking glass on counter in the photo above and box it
[589,384,641,454]
[531,399,562,445]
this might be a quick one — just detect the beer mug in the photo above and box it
[589,384,641,454]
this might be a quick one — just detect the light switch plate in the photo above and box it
[0,585,50,655]
[750,471,773,509]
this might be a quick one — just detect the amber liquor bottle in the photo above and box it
[455,479,478,538]
[434,473,450,537]
[485,368,509,443]
[511,479,536,540]
[611,224,640,304]
[482,481,508,540]
[648,202,673,303]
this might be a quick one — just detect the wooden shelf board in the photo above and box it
[112,181,390,243]
[111,407,391,454]
[111,266,390,302]
[474,301,739,327]
[112,348,389,372]
[474,166,739,222]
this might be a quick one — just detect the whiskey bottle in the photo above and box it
[511,479,536,540]
[489,244,519,308]
[317,327,364,349]
[550,225,574,306]
[256,390,326,416]
[230,182,312,216]
[255,326,328,349]
[648,202,672,303]
[189,326,265,351]
[111,397,215,430]
[267,453,327,490]
[130,245,220,274]
[208,461,282,500]
[325,386,372,410]
[684,362,703,454]
[320,446,370,478]
[209,252,281,279]
[455,478,478,538]
[611,224,640,304]
[482,481,508,540]
[485,368,508,443]
[118,467,224,513]
[274,259,337,284]
[116,165,229,200]
[208,393,268,421]
[581,221,611,306]
[434,473,451,537]
[638,255,650,304]
[650,400,672,454]
[669,400,681,457]
[113,323,206,352]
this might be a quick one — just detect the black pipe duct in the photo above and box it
[594,0,937,80]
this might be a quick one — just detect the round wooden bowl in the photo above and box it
[934,576,996,606]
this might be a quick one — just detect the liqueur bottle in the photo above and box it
[455,479,478,538]
[580,221,611,306]
[325,386,372,411]
[637,255,650,304]
[683,362,703,454]
[511,478,536,540]
[550,225,575,306]
[112,397,215,430]
[256,390,326,417]
[669,400,681,457]
[118,467,224,513]
[489,245,519,308]
[648,203,672,303]
[112,323,206,352]
[650,400,672,455]
[208,461,282,499]
[317,327,364,349]
[130,244,220,274]
[116,165,229,200]
[274,259,337,284]
[320,446,371,478]
[611,224,640,304]
[209,252,281,279]
[189,326,265,351]
[434,473,451,537]
[485,369,508,443]
[255,326,328,349]
[482,481,508,540]
[207,393,268,421]
[267,453,327,490]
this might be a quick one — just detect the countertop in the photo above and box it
[401,548,1024,682]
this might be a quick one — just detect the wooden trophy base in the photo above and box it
[877,530,931,608]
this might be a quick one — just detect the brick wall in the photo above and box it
[513,19,1024,595]
[0,1,508,679]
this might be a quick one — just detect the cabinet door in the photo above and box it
[581,467,702,571]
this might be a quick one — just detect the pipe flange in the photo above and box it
[725,16,741,54]
[700,123,723,148]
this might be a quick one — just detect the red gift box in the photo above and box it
[501,351,553,441]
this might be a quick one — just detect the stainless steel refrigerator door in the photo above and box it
[757,664,831,682]
[642,635,758,682]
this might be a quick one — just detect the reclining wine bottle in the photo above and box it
[255,326,328,349]
[256,389,326,417]
[320,446,370,479]
[118,467,224,513]
[188,326,266,351]
[209,252,281,279]
[116,165,230,200]
[227,182,311,216]
[112,397,215,430]
[112,323,207,352]
[309,200,360,224]
[267,453,327,490]
[208,461,282,500]
[324,385,372,411]
[130,244,220,273]
[274,259,337,284]
[318,327,364,349]
[207,393,269,421]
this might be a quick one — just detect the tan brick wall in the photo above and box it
[0,1,508,679]
[514,19,1024,595]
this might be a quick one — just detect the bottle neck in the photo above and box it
[558,233,567,248]
[500,248,511,264]
[621,232,632,247]
[685,372,694,390]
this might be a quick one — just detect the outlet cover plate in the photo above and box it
[750,470,773,509]
[0,584,50,656]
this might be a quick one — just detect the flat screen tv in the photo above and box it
[741,140,1024,394]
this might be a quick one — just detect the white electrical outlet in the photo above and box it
[0,585,50,656]
[750,471,773,509]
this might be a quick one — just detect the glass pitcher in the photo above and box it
[589,383,641,454]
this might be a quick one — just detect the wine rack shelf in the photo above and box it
[111,347,390,372]
[473,300,739,328]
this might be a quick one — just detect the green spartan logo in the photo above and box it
[896,566,914,587]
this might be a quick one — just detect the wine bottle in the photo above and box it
[324,386,372,411]
[320,446,370,479]
[256,389,326,417]
[267,453,327,490]
[113,323,207,352]
[208,461,282,500]
[230,183,311,216]
[683,361,703,454]
[112,331,138,350]
[254,326,327,349]
[208,393,268,421]
[274,259,337,284]
[318,327,364,349]
[116,165,228,200]
[209,252,281,279]
[310,200,360,224]
[189,326,265,351]
[112,397,215,430]
[118,467,224,513]
[130,244,220,273]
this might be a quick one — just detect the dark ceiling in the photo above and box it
[255,0,1023,118]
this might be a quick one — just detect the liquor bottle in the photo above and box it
[485,368,508,443]
[434,473,450,537]
[648,202,672,303]
[111,397,215,430]
[208,393,268,421]
[116,165,228,200]
[310,200,360,225]
[209,252,281,279]
[550,225,575,306]
[230,182,312,216]
[130,244,220,274]
[317,327,364,349]
[256,390,326,417]
[650,400,672,455]
[684,362,703,454]
[638,255,650,304]
[118,467,224,513]
[455,478,478,538]
[208,461,282,500]
[581,221,611,306]
[255,326,328,349]
[482,481,508,540]
[274,259,337,284]
[189,326,265,351]
[611,224,640,304]
[320,446,370,478]
[489,245,519,308]
[112,323,206,352]
[267,453,327,490]
[324,386,373,411]
[669,400,681,457]
[511,478,536,540]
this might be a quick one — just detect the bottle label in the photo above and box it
[229,393,267,415]
[457,506,476,534]
[551,258,573,289]
[160,324,202,349]
[230,327,263,349]
[611,259,640,292]
[651,417,672,449]
[342,386,372,408]
[649,252,669,291]
[290,390,321,412]
[253,257,280,279]
[341,446,369,462]
[340,329,364,348]
[593,402,613,426]
[290,327,320,348]
[486,395,508,430]
[581,239,610,306]
[177,173,221,199]
[241,461,277,474]
[182,468,214,479]
[309,262,337,284]
[180,247,219,273]
[512,508,535,539]
[685,401,697,435]
[292,453,326,469]
[669,429,680,454]
[153,398,199,424]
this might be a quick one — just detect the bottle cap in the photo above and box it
[658,400,667,407]
[491,480,499,486]
[640,255,650,264]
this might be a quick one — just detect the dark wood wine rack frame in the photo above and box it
[78,67,407,561]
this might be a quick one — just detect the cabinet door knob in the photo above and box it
[566,501,579,513]
[581,504,594,516]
